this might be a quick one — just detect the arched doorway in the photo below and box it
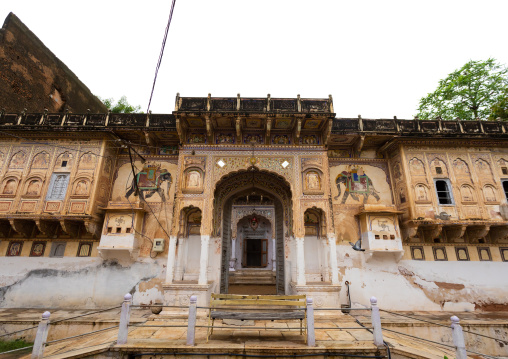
[213,167,292,294]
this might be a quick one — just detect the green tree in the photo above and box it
[416,59,508,121]
[489,90,508,120]
[98,96,142,113]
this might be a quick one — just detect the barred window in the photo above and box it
[434,179,453,205]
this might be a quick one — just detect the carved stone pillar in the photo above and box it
[229,237,236,271]
[175,236,186,280]
[272,237,276,272]
[198,235,210,285]
[328,233,339,285]
[295,237,306,285]
[165,235,178,284]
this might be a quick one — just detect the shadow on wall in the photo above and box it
[0,259,164,308]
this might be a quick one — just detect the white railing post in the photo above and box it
[451,316,467,359]
[370,297,384,347]
[117,293,132,345]
[306,298,315,347]
[187,295,197,346]
[31,311,50,359]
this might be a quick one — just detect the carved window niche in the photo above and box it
[500,247,508,262]
[54,152,73,172]
[477,247,492,261]
[304,208,323,236]
[49,242,66,257]
[186,208,202,236]
[0,177,19,198]
[302,169,323,195]
[182,168,204,194]
[455,247,470,261]
[23,177,44,198]
[414,183,432,204]
[46,173,70,201]
[483,185,499,204]
[77,242,93,257]
[410,246,425,260]
[502,180,508,201]
[432,246,447,261]
[434,179,454,205]
[430,158,449,178]
[6,241,23,256]
[30,242,46,257]
[70,178,92,199]
[459,184,476,204]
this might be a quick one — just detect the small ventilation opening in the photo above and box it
[436,167,443,174]
[502,167,508,175]
[61,160,68,167]
[433,238,440,243]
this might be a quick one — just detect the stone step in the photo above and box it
[229,270,276,285]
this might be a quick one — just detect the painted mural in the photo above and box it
[334,166,380,204]
[125,163,173,202]
[112,161,177,203]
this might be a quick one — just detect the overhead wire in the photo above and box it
[146,0,177,113]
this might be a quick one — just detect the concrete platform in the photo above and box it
[1,308,506,358]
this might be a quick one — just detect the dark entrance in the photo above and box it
[213,168,293,294]
[244,238,268,267]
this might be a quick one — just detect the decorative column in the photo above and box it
[229,237,237,271]
[174,236,186,281]
[295,237,306,285]
[272,237,276,272]
[165,235,178,284]
[198,235,210,285]
[327,233,339,285]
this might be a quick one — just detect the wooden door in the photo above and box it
[261,238,268,266]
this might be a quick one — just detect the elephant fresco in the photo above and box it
[125,165,172,202]
[334,168,380,204]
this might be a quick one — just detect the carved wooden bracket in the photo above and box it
[9,219,35,238]
[401,222,418,241]
[295,118,302,141]
[60,220,81,238]
[489,226,508,243]
[422,224,443,242]
[236,117,241,138]
[466,225,490,242]
[266,119,272,144]
[205,116,212,138]
[0,219,11,238]
[324,119,333,146]
[443,225,467,242]
[84,220,102,239]
[36,220,59,238]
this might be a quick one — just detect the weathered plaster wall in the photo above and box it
[0,257,165,308]
[338,244,508,311]
[0,13,107,113]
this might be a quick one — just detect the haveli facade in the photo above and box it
[0,95,507,311]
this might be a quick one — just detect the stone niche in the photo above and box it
[357,204,404,262]
[97,202,146,262]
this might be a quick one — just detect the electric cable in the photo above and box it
[146,0,177,113]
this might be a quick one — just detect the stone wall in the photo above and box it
[0,13,107,113]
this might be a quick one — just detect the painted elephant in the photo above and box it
[334,170,380,204]
[125,168,172,202]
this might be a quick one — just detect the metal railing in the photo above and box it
[16,293,506,359]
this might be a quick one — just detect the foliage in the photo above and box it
[0,339,33,353]
[416,59,508,121]
[98,96,142,113]
[489,90,508,120]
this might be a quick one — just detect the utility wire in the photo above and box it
[147,0,177,113]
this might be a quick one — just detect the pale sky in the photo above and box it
[2,0,508,119]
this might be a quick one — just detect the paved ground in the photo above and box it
[0,308,506,358]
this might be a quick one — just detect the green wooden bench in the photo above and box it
[207,293,307,342]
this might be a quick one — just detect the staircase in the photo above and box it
[229,269,276,285]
